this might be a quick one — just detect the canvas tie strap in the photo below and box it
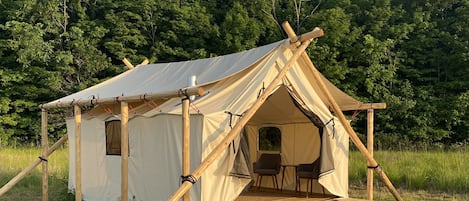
[257,82,265,98]
[225,111,243,128]
[38,156,48,162]
[325,118,336,138]
[368,164,380,170]
[181,175,197,184]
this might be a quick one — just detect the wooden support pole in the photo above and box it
[182,98,190,201]
[167,27,323,201]
[40,86,205,109]
[367,109,374,201]
[41,109,49,201]
[140,59,149,66]
[122,58,134,70]
[281,21,403,201]
[74,105,82,201]
[0,135,68,197]
[121,101,129,201]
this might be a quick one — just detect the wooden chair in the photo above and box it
[253,153,281,190]
[296,158,325,197]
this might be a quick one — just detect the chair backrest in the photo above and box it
[296,158,321,178]
[256,153,281,170]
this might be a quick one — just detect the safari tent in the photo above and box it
[0,23,402,201]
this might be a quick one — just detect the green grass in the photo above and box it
[1,148,468,200]
[0,147,73,201]
[349,150,469,200]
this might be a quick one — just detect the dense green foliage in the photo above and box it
[0,0,467,147]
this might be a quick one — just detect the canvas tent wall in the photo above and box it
[44,38,360,201]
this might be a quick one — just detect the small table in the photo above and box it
[280,164,297,191]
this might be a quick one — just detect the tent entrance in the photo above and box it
[242,86,328,192]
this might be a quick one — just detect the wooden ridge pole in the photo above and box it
[167,27,323,201]
[182,98,191,201]
[367,109,375,200]
[121,101,129,201]
[40,87,204,109]
[74,105,82,201]
[281,21,403,201]
[41,109,49,201]
[0,135,68,197]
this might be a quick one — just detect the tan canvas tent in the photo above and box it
[28,23,403,201]
[45,38,353,201]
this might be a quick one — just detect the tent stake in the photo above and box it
[41,109,49,201]
[281,21,403,201]
[74,105,82,201]
[121,101,129,201]
[166,27,323,201]
[0,135,68,197]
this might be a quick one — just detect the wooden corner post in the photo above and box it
[121,101,129,201]
[281,21,402,201]
[41,109,48,201]
[166,26,323,201]
[74,105,82,201]
[182,97,191,201]
[367,109,374,200]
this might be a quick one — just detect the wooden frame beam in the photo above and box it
[340,103,386,111]
[40,87,204,109]
[121,101,129,201]
[167,25,323,201]
[122,58,134,70]
[367,109,375,200]
[281,21,402,201]
[41,109,49,201]
[74,105,82,201]
[182,97,191,201]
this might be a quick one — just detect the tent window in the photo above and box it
[258,127,281,152]
[105,120,122,155]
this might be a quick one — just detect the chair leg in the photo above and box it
[273,175,278,191]
[271,175,274,190]
[296,178,301,193]
[258,175,263,190]
[255,175,261,190]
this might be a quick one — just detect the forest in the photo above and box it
[0,0,467,149]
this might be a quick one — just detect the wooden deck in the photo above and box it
[235,188,366,201]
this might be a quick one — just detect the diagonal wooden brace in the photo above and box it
[0,135,69,197]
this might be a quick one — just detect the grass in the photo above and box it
[1,147,468,200]
[349,150,469,200]
[0,147,73,201]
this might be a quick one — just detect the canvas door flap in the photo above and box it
[229,129,252,179]
[285,86,335,176]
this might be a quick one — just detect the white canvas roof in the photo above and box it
[43,40,361,109]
